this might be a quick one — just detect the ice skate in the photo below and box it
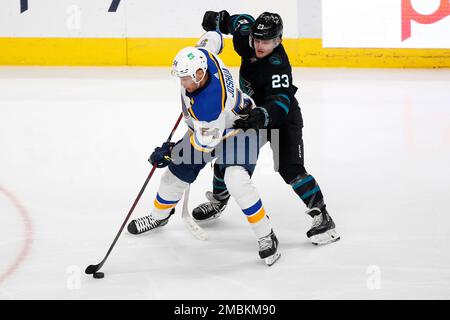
[127,209,175,235]
[306,208,340,245]
[258,229,281,266]
[192,191,229,221]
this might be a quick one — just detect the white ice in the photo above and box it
[1,66,450,299]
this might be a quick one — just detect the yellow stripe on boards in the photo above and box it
[0,38,127,65]
[293,39,450,68]
[127,38,242,66]
[127,38,202,66]
[1,38,448,68]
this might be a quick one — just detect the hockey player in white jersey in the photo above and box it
[127,31,280,266]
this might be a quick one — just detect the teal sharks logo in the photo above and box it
[269,55,282,65]
[239,77,254,97]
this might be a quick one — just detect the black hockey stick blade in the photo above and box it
[85,264,101,274]
[84,113,183,276]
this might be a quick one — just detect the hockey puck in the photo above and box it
[93,272,104,279]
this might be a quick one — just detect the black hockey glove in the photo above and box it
[149,142,175,168]
[233,107,270,131]
[202,10,231,34]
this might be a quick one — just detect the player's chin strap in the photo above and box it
[193,69,207,86]
[171,69,206,87]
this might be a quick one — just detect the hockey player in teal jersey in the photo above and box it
[191,11,340,246]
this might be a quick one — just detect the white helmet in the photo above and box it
[172,47,208,84]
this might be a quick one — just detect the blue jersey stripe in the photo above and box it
[207,52,226,111]
[188,48,225,122]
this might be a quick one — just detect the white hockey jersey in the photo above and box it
[179,32,249,153]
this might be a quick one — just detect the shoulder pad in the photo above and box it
[269,54,283,65]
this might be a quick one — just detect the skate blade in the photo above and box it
[310,229,340,246]
[264,252,281,266]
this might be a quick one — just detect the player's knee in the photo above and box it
[224,166,252,199]
[279,165,307,184]
[160,169,189,194]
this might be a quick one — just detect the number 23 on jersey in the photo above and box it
[272,74,289,88]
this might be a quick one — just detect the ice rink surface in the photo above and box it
[1,66,449,299]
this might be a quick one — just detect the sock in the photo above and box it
[151,169,188,220]
[290,173,325,210]
[212,163,230,201]
[224,166,272,239]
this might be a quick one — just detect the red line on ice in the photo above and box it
[0,186,34,286]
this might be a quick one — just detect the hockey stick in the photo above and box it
[182,185,208,241]
[85,113,183,275]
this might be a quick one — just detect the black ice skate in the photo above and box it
[258,229,281,266]
[127,209,175,235]
[306,207,340,245]
[192,191,229,221]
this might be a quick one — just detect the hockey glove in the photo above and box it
[233,107,270,131]
[202,10,231,34]
[242,96,255,110]
[149,142,175,168]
